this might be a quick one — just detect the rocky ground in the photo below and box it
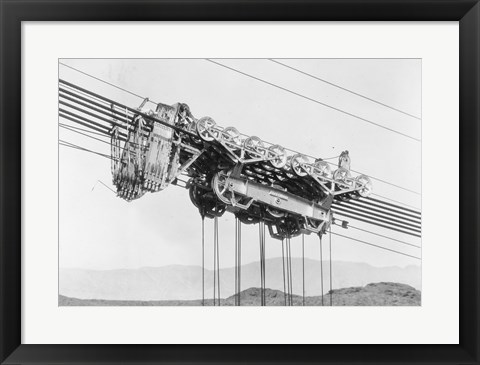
[59,282,420,306]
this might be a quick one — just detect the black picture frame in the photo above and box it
[1,1,479,364]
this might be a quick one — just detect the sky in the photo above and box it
[59,58,422,271]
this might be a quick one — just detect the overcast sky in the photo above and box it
[59,59,421,272]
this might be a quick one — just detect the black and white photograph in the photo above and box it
[58,58,422,307]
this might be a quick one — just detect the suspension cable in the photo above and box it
[329,229,333,306]
[269,59,421,120]
[206,59,420,142]
[235,218,238,306]
[215,216,220,306]
[288,238,293,306]
[319,235,324,306]
[302,234,305,306]
[286,238,291,306]
[258,222,264,305]
[213,217,217,306]
[282,239,287,306]
[238,219,242,306]
[202,216,205,306]
[59,62,159,105]
[262,222,266,305]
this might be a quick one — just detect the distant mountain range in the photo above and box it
[59,282,421,306]
[60,258,420,301]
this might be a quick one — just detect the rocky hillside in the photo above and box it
[59,282,420,306]
[60,259,421,301]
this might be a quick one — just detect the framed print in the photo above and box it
[1,0,479,364]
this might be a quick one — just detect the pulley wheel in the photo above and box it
[291,154,309,177]
[221,126,241,147]
[355,174,373,197]
[196,116,217,142]
[313,160,332,179]
[268,145,287,169]
[244,136,265,156]
[333,167,351,182]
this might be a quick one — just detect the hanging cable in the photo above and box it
[215,216,221,306]
[235,218,238,306]
[288,238,293,306]
[262,222,266,305]
[302,234,305,306]
[286,238,291,306]
[319,235,324,306]
[202,216,205,306]
[329,229,333,307]
[238,219,242,306]
[258,222,263,305]
[258,221,267,306]
[282,239,287,306]
[213,217,217,306]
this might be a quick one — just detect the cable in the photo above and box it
[331,206,421,233]
[282,239,287,306]
[235,217,242,306]
[213,216,217,306]
[288,238,293,306]
[302,234,305,306]
[238,219,242,306]
[319,235,324,306]
[60,111,111,136]
[206,59,420,142]
[334,221,421,249]
[269,59,421,120]
[258,221,266,306]
[91,180,116,195]
[202,217,205,307]
[60,124,111,146]
[337,200,421,225]
[59,62,158,105]
[333,210,421,238]
[354,198,421,219]
[332,202,421,228]
[371,193,420,211]
[331,231,421,260]
[60,89,132,126]
[368,196,422,216]
[59,122,110,138]
[351,171,420,195]
[285,238,290,305]
[235,218,238,306]
[215,216,220,306]
[329,230,333,306]
[59,79,197,138]
[59,140,114,161]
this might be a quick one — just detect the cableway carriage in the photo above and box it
[110,100,372,240]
